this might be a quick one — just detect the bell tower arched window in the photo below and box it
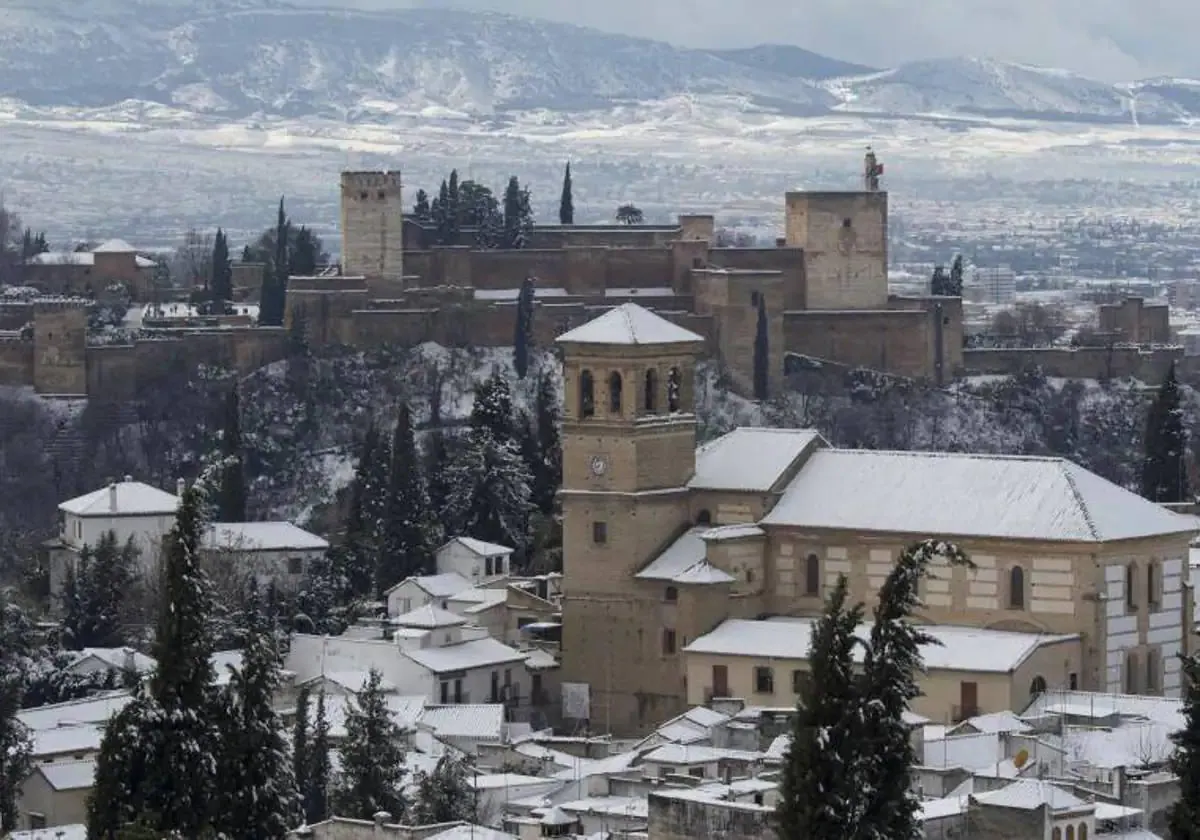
[667,367,681,412]
[579,370,595,418]
[608,372,623,414]
[1009,566,1025,609]
[644,368,658,412]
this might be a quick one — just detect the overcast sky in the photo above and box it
[284,0,1193,81]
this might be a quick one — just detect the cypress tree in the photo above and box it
[88,477,221,839]
[306,688,331,824]
[501,176,532,249]
[447,169,460,237]
[331,669,407,820]
[0,588,33,833]
[776,575,865,840]
[1141,362,1190,503]
[930,265,949,296]
[530,372,561,515]
[858,539,970,840]
[1169,654,1200,839]
[210,229,233,312]
[259,198,289,326]
[217,386,247,522]
[559,162,574,225]
[292,226,319,276]
[513,276,535,379]
[292,686,311,819]
[342,423,387,597]
[412,189,432,224]
[434,180,452,245]
[214,587,301,840]
[377,403,436,594]
[753,292,769,401]
[949,255,964,296]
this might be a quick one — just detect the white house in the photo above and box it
[50,478,181,594]
[385,572,474,617]
[63,648,155,678]
[202,521,329,588]
[436,537,514,581]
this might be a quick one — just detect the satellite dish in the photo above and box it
[1014,748,1030,769]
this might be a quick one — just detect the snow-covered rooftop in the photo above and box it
[66,646,155,673]
[405,637,528,674]
[447,586,509,614]
[204,521,328,552]
[31,250,156,268]
[690,428,824,492]
[635,527,735,585]
[425,825,517,840]
[8,827,87,840]
[93,238,137,253]
[388,571,474,598]
[59,479,179,517]
[38,757,96,790]
[392,603,468,629]
[17,690,132,731]
[642,744,761,765]
[950,710,1033,736]
[420,704,505,740]
[555,302,703,346]
[972,779,1090,812]
[684,617,1079,673]
[445,536,513,557]
[762,449,1198,543]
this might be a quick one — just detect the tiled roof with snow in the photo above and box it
[388,571,474,598]
[303,670,396,694]
[762,449,1198,543]
[447,586,508,614]
[392,603,468,629]
[642,744,762,765]
[17,690,132,731]
[555,302,703,346]
[447,536,513,557]
[67,647,155,673]
[404,637,528,674]
[635,527,736,585]
[321,694,426,738]
[690,427,824,492]
[950,710,1033,735]
[684,617,1079,673]
[59,480,180,516]
[419,704,505,740]
[971,780,1090,811]
[38,758,96,790]
[32,723,103,756]
[204,521,328,552]
[703,524,766,541]
[93,239,137,253]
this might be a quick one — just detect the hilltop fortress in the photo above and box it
[288,157,965,393]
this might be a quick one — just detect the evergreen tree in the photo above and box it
[615,204,643,225]
[776,575,865,840]
[292,686,311,813]
[332,669,406,820]
[210,229,233,312]
[949,255,965,296]
[513,276,535,379]
[214,587,301,840]
[61,533,138,650]
[858,539,970,840]
[753,292,769,401]
[292,226,319,276]
[87,476,221,839]
[559,162,574,225]
[377,403,436,594]
[425,429,452,517]
[470,374,517,443]
[216,386,247,522]
[259,198,290,326]
[412,189,432,224]
[930,264,949,296]
[410,753,476,825]
[447,169,460,235]
[442,428,534,554]
[342,423,389,596]
[1141,362,1190,503]
[434,180,452,245]
[295,552,347,636]
[1170,653,1200,839]
[529,372,561,515]
[0,588,33,833]
[501,176,533,249]
[306,689,331,824]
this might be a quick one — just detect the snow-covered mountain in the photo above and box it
[0,1,1197,124]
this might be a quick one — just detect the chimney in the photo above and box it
[123,647,136,673]
[108,481,117,512]
[176,478,185,497]
[371,811,391,836]
[123,474,132,483]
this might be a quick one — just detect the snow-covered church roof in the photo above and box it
[555,302,703,346]
[690,427,825,492]
[761,448,1197,543]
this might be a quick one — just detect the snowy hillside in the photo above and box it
[823,57,1153,122]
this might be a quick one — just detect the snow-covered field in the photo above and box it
[2,98,1198,247]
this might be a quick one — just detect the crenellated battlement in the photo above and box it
[340,171,403,194]
[32,297,90,312]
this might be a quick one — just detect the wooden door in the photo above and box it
[960,681,978,719]
[713,665,729,698]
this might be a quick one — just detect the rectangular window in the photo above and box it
[1068,672,1078,691]
[288,556,303,575]
[440,681,449,704]
[792,669,812,697]
[662,629,676,655]
[754,667,775,694]
[485,557,493,576]
[593,521,608,544]
[688,767,705,778]
[517,616,535,629]
[1146,649,1159,694]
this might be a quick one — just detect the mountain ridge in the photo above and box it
[0,2,1196,124]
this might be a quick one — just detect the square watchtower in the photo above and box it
[340,171,404,283]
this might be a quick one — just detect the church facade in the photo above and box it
[556,303,1197,735]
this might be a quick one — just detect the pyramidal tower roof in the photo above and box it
[555,302,704,346]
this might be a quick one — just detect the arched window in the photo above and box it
[1052,829,1061,840]
[1009,566,1025,609]
[1066,825,1075,840]
[805,554,820,596]
[1079,823,1088,840]
[1030,675,1047,697]
[608,371,623,414]
[696,509,712,526]
[1126,563,1138,610]
[579,370,595,418]
[667,367,681,412]
[664,586,678,603]
[644,368,658,412]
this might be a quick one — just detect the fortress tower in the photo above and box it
[33,300,88,396]
[340,171,404,284]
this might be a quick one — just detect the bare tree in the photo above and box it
[171,228,214,290]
